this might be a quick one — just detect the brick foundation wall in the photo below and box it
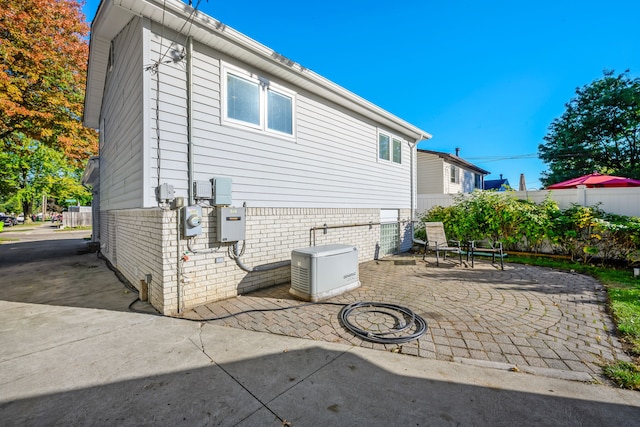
[99,207,415,315]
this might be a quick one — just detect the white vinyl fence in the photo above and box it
[417,186,640,218]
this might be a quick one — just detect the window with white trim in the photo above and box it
[378,131,402,164]
[222,64,295,137]
[450,165,459,183]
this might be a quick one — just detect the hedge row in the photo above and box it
[418,191,640,265]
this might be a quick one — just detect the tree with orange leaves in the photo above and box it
[0,0,97,216]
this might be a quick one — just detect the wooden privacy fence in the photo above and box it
[62,211,92,228]
[417,186,640,218]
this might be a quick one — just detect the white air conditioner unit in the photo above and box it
[290,244,360,302]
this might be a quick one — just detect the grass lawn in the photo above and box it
[54,226,92,231]
[508,255,640,390]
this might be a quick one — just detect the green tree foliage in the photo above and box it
[0,0,97,214]
[539,70,640,187]
[0,138,91,216]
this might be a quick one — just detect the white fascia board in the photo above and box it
[84,0,432,141]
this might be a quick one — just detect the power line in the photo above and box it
[463,153,539,163]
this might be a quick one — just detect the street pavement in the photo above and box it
[1,223,639,426]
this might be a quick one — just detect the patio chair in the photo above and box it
[469,239,505,270]
[422,222,463,266]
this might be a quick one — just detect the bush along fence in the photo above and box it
[417,191,640,265]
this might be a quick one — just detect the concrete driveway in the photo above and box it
[1,225,639,425]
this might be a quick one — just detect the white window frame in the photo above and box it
[221,63,296,139]
[377,130,403,164]
[450,165,459,183]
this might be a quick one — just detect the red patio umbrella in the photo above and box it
[546,172,640,189]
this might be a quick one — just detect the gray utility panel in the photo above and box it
[290,244,360,302]
[216,206,245,242]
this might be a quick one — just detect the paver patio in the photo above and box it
[182,255,631,382]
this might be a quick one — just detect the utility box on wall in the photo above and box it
[216,206,245,242]
[211,176,232,206]
[182,205,202,237]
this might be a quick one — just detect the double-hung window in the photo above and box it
[450,165,459,183]
[223,64,295,138]
[378,131,402,164]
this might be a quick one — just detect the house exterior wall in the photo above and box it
[416,153,444,193]
[100,17,145,212]
[146,22,414,209]
[417,151,482,195]
[94,17,421,314]
[108,207,413,315]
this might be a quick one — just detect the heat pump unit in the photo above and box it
[290,244,360,302]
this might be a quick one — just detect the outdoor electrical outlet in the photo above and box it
[215,257,224,263]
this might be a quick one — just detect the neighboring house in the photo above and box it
[484,175,511,191]
[417,149,489,194]
[82,0,431,315]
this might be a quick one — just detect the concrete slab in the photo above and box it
[196,322,350,403]
[2,224,640,426]
[0,304,264,426]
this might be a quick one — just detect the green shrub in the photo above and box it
[419,191,640,264]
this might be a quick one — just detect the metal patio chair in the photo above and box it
[469,239,505,270]
[422,222,463,266]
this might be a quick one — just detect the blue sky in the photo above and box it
[82,0,640,189]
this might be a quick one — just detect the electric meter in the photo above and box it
[182,205,202,237]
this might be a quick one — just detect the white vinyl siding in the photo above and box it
[147,38,415,209]
[417,151,485,195]
[416,152,445,193]
[100,17,145,210]
[104,25,418,210]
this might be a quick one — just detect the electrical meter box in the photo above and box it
[216,207,245,242]
[182,205,202,237]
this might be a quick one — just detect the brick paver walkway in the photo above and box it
[182,256,631,382]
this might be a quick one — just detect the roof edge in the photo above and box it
[84,0,431,141]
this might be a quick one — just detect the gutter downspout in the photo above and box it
[409,136,424,224]
[411,136,426,247]
[187,36,194,206]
